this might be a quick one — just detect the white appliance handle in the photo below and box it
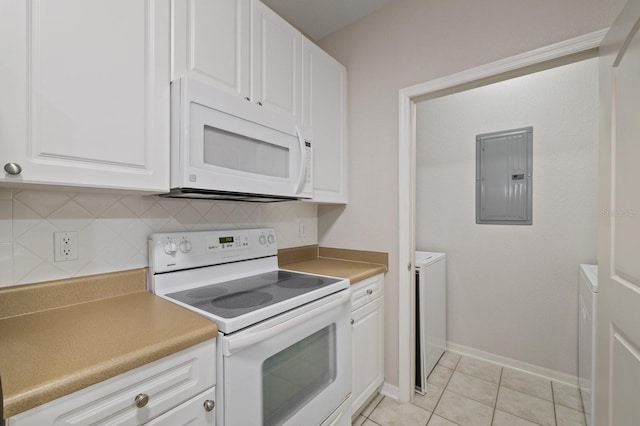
[295,126,308,194]
[223,290,350,356]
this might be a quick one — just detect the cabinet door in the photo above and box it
[351,296,384,415]
[303,38,348,203]
[172,0,250,98]
[251,0,302,120]
[0,0,170,192]
[146,387,216,426]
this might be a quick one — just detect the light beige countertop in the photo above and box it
[279,245,388,283]
[0,269,218,418]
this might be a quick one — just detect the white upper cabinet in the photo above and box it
[251,0,302,120]
[0,0,170,192]
[172,0,251,98]
[173,0,302,122]
[172,1,347,203]
[303,38,348,204]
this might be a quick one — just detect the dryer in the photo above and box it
[415,251,446,394]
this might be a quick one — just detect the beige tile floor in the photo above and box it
[353,352,586,426]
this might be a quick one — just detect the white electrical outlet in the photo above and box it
[54,231,79,262]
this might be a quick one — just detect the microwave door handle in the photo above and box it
[294,126,307,194]
[222,290,350,357]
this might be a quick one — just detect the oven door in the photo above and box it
[220,290,351,426]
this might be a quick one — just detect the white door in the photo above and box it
[0,0,170,192]
[251,0,302,121]
[172,0,251,98]
[596,0,640,424]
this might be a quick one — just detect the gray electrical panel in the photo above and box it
[476,127,532,225]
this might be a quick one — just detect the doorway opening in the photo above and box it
[396,30,606,402]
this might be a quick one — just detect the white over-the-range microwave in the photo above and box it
[164,77,312,202]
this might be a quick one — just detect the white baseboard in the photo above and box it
[379,382,399,400]
[446,342,578,386]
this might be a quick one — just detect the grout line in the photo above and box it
[426,356,461,426]
[499,383,554,403]
[451,368,500,385]
[490,367,503,425]
[362,393,384,423]
[551,382,558,426]
[577,386,588,424]
[410,352,458,426]
[442,386,497,409]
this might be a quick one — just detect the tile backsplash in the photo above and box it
[0,189,317,287]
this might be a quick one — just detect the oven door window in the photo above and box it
[262,325,336,426]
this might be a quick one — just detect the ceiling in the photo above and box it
[261,0,394,41]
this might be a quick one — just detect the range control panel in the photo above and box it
[149,228,277,274]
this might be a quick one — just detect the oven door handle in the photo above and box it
[223,290,350,356]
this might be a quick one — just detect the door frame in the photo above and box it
[396,29,607,402]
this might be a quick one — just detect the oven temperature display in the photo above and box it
[206,235,248,252]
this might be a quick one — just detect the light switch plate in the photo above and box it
[298,219,307,238]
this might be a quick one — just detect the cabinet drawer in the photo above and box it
[145,386,216,425]
[9,340,216,426]
[350,274,383,311]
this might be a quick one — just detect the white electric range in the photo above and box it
[148,228,352,426]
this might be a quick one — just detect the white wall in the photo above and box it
[415,58,599,375]
[317,0,624,387]
[0,189,317,287]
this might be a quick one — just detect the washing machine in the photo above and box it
[578,263,598,426]
[415,251,446,394]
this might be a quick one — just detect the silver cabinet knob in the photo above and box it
[203,399,215,412]
[244,97,250,101]
[350,318,354,325]
[256,101,263,106]
[4,163,22,175]
[366,289,373,295]
[134,393,149,408]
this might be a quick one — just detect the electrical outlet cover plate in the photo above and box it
[54,231,79,262]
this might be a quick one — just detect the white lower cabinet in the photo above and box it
[7,340,216,426]
[350,274,384,417]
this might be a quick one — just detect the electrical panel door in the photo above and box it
[476,127,532,225]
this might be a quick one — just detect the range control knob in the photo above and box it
[163,241,178,255]
[267,234,275,245]
[259,235,267,245]
[179,240,192,253]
